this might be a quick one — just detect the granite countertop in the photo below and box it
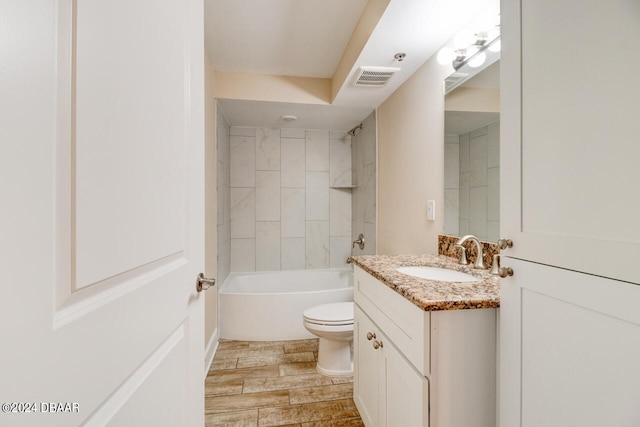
[348,254,500,311]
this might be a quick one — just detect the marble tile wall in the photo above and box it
[216,105,231,285]
[351,111,377,256]
[444,121,499,242]
[227,126,353,272]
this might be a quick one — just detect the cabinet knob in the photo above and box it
[373,340,383,350]
[496,266,514,278]
[366,332,376,341]
[497,238,513,250]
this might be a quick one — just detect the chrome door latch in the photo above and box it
[196,273,216,292]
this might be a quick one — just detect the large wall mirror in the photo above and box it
[443,48,500,242]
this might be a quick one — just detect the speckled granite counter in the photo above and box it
[348,254,500,311]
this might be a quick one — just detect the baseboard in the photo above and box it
[204,327,220,377]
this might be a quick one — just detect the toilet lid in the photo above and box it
[303,302,354,325]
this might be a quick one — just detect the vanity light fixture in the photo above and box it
[437,11,500,71]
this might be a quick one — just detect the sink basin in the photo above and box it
[396,266,479,282]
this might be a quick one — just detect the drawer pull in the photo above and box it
[373,340,383,350]
[366,332,376,341]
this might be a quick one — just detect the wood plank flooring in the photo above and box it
[205,339,364,427]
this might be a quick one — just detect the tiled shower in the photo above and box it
[216,104,376,285]
[444,120,499,242]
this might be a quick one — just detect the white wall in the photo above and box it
[227,127,353,271]
[377,54,451,255]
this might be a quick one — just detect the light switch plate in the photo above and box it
[427,200,435,221]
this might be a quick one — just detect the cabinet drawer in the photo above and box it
[354,266,430,376]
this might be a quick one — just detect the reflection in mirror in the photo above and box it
[444,58,500,242]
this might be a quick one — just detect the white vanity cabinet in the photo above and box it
[353,266,497,427]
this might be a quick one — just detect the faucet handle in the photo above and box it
[455,244,468,265]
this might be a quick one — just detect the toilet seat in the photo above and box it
[303,302,353,326]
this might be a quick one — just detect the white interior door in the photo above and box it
[0,1,205,426]
[500,0,640,425]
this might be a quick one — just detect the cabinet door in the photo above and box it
[500,0,640,425]
[382,341,429,427]
[354,305,380,427]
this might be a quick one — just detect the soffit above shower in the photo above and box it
[217,98,373,131]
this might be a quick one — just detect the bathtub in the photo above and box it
[219,268,354,341]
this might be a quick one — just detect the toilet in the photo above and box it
[302,301,354,376]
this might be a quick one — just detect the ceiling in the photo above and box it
[205,0,499,130]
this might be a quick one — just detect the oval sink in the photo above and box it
[396,266,479,282]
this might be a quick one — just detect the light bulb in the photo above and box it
[468,51,486,68]
[437,47,455,65]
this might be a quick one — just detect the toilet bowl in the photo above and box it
[302,302,354,376]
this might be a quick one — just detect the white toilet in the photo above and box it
[302,301,354,376]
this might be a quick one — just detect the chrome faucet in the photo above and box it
[454,235,486,269]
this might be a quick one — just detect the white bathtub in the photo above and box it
[219,268,354,341]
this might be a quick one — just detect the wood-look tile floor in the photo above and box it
[205,339,364,427]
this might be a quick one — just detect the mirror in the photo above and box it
[443,54,500,242]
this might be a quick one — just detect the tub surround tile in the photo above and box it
[347,253,500,311]
[256,171,281,221]
[230,135,256,187]
[305,221,329,269]
[256,128,281,171]
[487,167,500,222]
[305,130,330,172]
[281,128,306,139]
[230,239,256,272]
[281,138,306,187]
[329,130,350,140]
[281,238,306,270]
[231,126,257,137]
[256,221,281,271]
[305,172,329,221]
[281,188,306,238]
[330,188,352,237]
[469,186,488,240]
[230,188,256,238]
[487,121,500,168]
[329,236,351,269]
[226,124,356,274]
[329,138,352,187]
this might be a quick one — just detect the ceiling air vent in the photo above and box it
[353,66,400,87]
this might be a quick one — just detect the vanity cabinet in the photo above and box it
[355,304,429,427]
[353,266,497,427]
